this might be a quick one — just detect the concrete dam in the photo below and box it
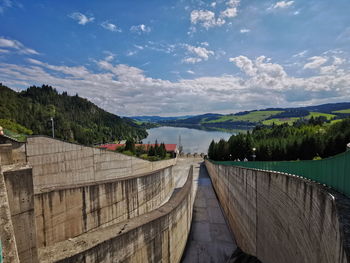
[1,135,350,262]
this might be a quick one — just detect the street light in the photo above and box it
[50,117,55,138]
[252,147,256,161]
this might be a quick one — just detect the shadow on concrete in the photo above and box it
[227,248,262,263]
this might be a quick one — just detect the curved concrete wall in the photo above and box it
[39,166,194,263]
[26,136,176,193]
[35,166,174,248]
[205,160,349,263]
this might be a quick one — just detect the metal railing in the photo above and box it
[212,150,350,197]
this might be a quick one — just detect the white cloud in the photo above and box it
[220,8,237,18]
[130,24,151,34]
[319,56,345,75]
[182,44,214,64]
[182,57,203,64]
[101,21,121,32]
[0,36,39,55]
[185,45,214,60]
[0,48,10,53]
[303,56,328,69]
[126,50,138,57]
[230,56,256,76]
[103,51,116,62]
[272,1,294,9]
[293,50,308,58]
[226,0,240,7]
[69,12,94,25]
[190,10,225,29]
[187,70,195,75]
[134,45,144,50]
[240,28,250,33]
[190,1,240,30]
[2,53,350,116]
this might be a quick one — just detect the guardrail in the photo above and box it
[212,149,350,197]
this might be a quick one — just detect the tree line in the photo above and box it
[117,140,168,161]
[208,117,350,161]
[0,84,147,145]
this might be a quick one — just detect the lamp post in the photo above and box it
[252,147,256,161]
[50,117,55,138]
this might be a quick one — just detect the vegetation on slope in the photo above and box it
[0,84,147,145]
[148,103,350,131]
[115,140,171,161]
[208,117,350,161]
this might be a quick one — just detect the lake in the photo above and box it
[142,126,233,154]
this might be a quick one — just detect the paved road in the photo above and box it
[181,162,236,263]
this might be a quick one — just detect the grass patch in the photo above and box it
[306,112,336,120]
[262,117,299,126]
[203,110,284,124]
[333,109,350,114]
[262,112,336,126]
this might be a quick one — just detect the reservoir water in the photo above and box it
[142,126,232,154]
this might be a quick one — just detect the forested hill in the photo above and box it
[0,84,147,145]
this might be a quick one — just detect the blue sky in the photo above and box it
[1,0,350,116]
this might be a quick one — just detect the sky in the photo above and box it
[1,0,350,116]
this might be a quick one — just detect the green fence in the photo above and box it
[213,150,350,197]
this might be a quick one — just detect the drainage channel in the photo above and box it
[181,163,236,263]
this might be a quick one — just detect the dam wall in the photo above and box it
[39,166,194,263]
[25,137,177,248]
[205,160,350,263]
[35,166,174,247]
[26,136,176,193]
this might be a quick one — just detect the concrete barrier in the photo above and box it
[26,136,176,194]
[35,166,174,248]
[205,160,350,263]
[39,166,194,263]
[2,167,37,263]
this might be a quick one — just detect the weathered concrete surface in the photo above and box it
[26,136,176,193]
[34,166,174,248]
[0,141,26,166]
[38,165,195,263]
[0,169,20,263]
[206,160,349,263]
[182,163,236,263]
[3,166,38,263]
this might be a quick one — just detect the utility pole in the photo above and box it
[50,117,55,138]
[178,135,183,154]
[252,147,256,161]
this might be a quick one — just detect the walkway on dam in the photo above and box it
[181,161,236,263]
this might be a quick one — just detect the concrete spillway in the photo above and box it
[182,163,236,263]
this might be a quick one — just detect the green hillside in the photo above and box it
[203,110,283,124]
[0,84,147,145]
[156,103,350,131]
